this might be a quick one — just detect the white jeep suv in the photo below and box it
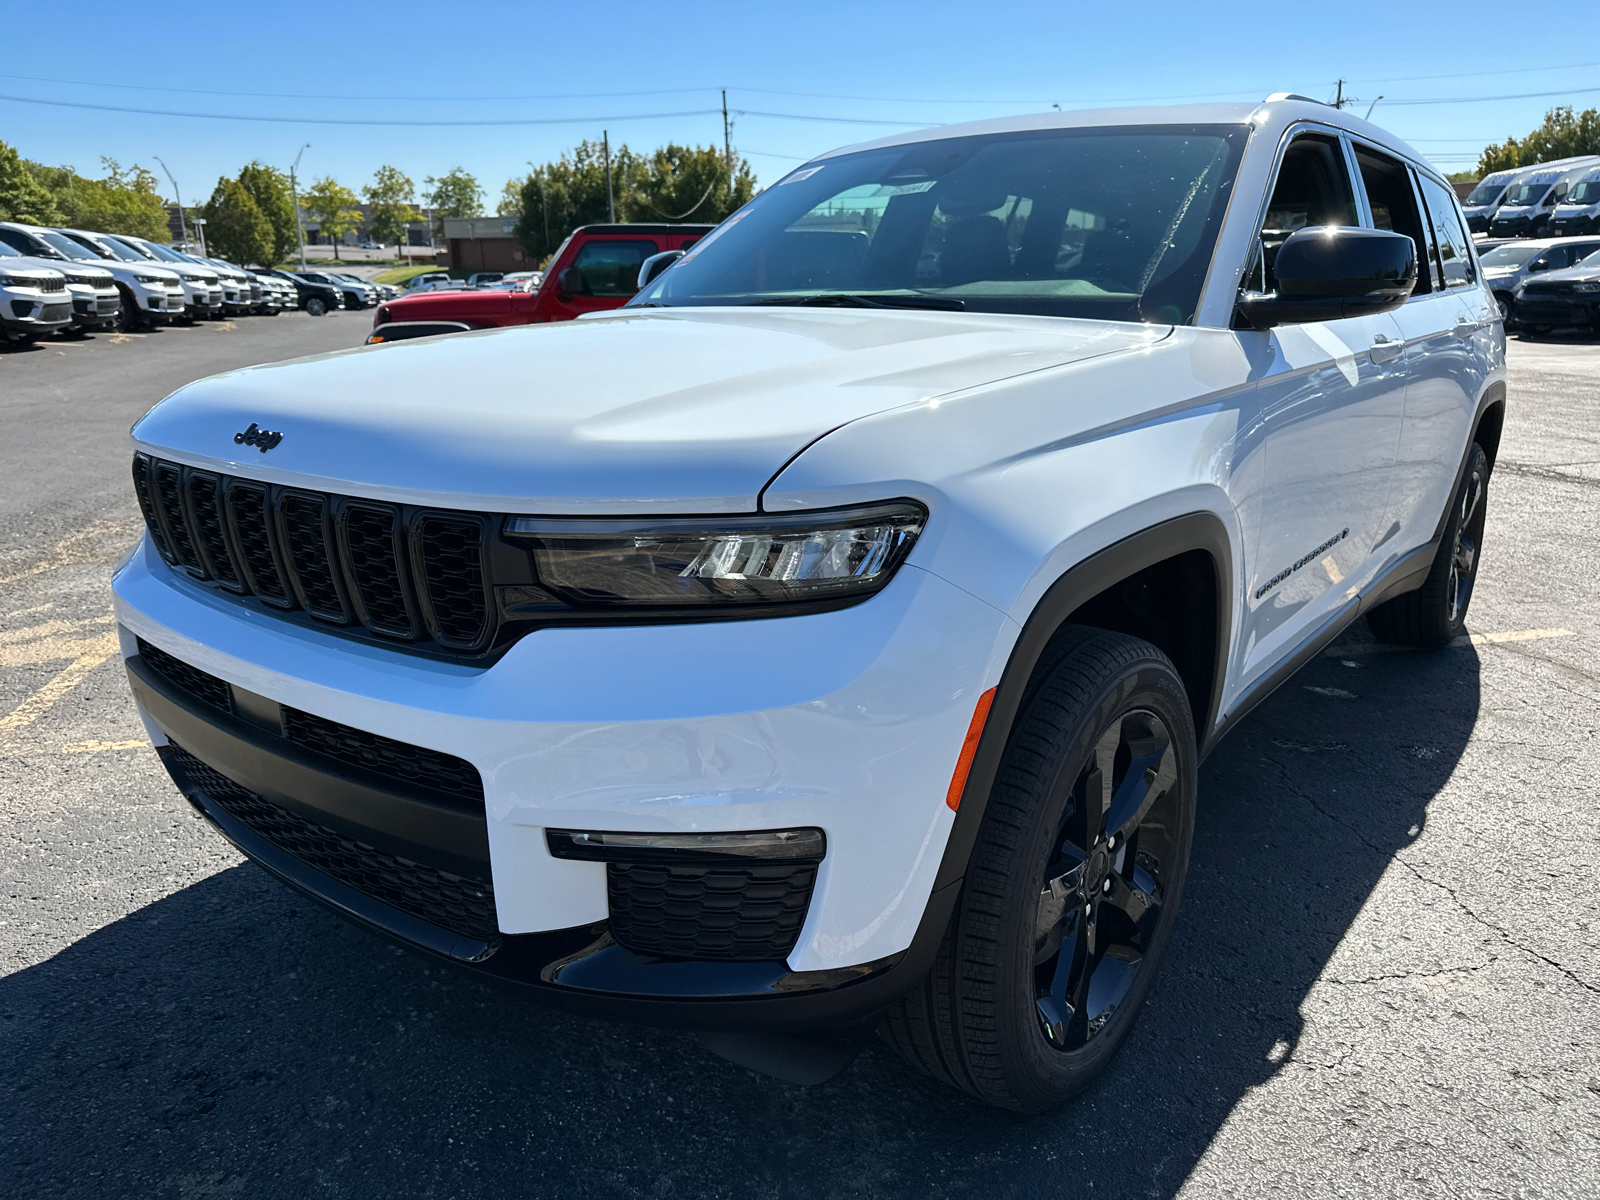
[114,97,1503,1111]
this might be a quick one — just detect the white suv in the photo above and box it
[114,97,1503,1111]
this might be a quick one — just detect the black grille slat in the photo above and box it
[279,492,349,622]
[136,637,234,714]
[183,471,243,591]
[166,746,498,944]
[131,455,176,564]
[225,482,292,606]
[281,706,484,809]
[341,504,416,638]
[607,861,818,962]
[154,461,203,576]
[417,516,488,648]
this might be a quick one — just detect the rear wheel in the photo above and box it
[881,627,1196,1112]
[1367,442,1489,647]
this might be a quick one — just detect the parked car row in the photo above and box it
[0,218,399,344]
[1461,156,1600,238]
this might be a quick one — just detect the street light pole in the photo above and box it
[289,143,310,270]
[190,217,208,257]
[153,156,187,244]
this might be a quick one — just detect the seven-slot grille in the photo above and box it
[133,454,493,653]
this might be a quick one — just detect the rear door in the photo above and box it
[1234,130,1408,683]
[1379,161,1494,559]
[544,236,660,321]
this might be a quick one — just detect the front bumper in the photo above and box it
[70,289,121,327]
[1490,215,1537,237]
[1548,216,1596,236]
[114,534,1008,1024]
[1,292,73,334]
[1514,293,1600,326]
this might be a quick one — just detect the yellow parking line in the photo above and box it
[1468,627,1573,645]
[0,633,120,735]
[61,738,149,754]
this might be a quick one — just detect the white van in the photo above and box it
[1461,166,1524,234]
[1489,157,1600,238]
[1548,165,1600,237]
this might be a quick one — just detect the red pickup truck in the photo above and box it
[368,223,713,343]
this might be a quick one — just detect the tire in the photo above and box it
[1494,293,1512,325]
[881,627,1197,1112]
[1366,442,1489,648]
[304,296,327,317]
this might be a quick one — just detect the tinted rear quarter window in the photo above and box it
[1416,173,1476,288]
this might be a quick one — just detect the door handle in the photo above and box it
[1368,335,1404,364]
[1452,319,1476,339]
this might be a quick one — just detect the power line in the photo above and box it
[0,92,724,127]
[1385,84,1600,105]
[1347,60,1600,86]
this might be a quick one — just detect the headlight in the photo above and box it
[182,274,204,283]
[1572,281,1600,293]
[0,274,25,288]
[503,501,926,609]
[134,274,165,285]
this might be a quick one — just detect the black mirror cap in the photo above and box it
[636,249,685,290]
[1238,226,1417,328]
[557,266,587,297]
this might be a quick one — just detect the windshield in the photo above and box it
[1567,181,1600,204]
[1479,243,1545,268]
[0,240,20,258]
[85,236,145,262]
[139,242,188,262]
[1578,249,1600,270]
[1464,182,1506,206]
[1503,183,1551,205]
[632,124,1248,324]
[38,231,101,261]
[108,237,159,260]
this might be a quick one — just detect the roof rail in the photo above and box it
[1262,92,1331,106]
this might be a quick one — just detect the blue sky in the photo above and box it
[3,0,1597,207]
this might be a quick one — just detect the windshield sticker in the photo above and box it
[779,166,825,186]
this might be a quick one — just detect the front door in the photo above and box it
[1233,132,1407,685]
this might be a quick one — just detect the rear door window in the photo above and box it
[1415,173,1476,288]
[572,240,658,295]
[1353,146,1434,295]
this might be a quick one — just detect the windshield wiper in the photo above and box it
[749,293,964,312]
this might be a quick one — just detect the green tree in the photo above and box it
[1476,106,1600,175]
[513,139,641,263]
[0,138,62,224]
[422,167,483,234]
[497,177,524,217]
[201,177,273,265]
[236,162,297,266]
[632,143,755,224]
[301,176,363,260]
[363,165,418,247]
[26,157,171,239]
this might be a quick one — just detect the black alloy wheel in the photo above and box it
[1033,708,1180,1051]
[881,627,1196,1111]
[1367,441,1490,647]
[304,296,328,317]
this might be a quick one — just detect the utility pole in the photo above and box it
[722,88,733,184]
[603,131,615,223]
[153,156,187,245]
[290,143,310,270]
[1333,80,1347,109]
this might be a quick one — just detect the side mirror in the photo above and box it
[1236,226,1417,329]
[636,249,685,290]
[557,266,587,297]
[1528,258,1549,273]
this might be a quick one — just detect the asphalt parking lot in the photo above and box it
[1,315,1597,1199]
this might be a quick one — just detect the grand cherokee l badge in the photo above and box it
[234,422,283,453]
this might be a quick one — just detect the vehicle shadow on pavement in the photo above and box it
[0,629,1479,1200]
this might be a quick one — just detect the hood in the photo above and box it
[0,258,64,282]
[1528,262,1600,285]
[131,306,1167,513]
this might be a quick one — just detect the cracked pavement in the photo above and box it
[1,316,1597,1198]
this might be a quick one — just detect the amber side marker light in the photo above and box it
[946,686,997,811]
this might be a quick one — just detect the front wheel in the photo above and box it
[304,296,327,317]
[881,627,1196,1111]
[1367,442,1489,647]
